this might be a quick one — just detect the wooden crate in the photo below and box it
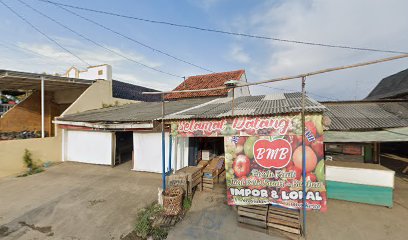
[152,214,180,228]
[202,176,217,191]
[217,170,226,183]
[267,205,301,235]
[196,160,209,171]
[176,166,202,182]
[203,168,217,178]
[237,205,268,229]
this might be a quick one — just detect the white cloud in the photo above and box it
[228,44,250,63]
[234,0,408,100]
[0,38,179,88]
[189,0,222,10]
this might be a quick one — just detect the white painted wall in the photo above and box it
[65,130,113,165]
[65,65,112,81]
[174,137,189,171]
[326,165,395,188]
[133,132,179,173]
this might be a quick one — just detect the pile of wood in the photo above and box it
[152,215,181,228]
[236,204,301,238]
[267,205,301,236]
[237,205,268,229]
[201,157,225,191]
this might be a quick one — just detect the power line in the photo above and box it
[0,0,90,67]
[37,0,408,55]
[50,4,214,73]
[0,39,69,63]
[143,53,408,94]
[18,0,183,78]
[257,84,340,101]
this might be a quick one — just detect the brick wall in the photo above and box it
[0,91,65,136]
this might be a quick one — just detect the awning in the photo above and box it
[324,127,408,142]
[0,69,93,91]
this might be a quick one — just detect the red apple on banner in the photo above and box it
[311,136,324,158]
[253,138,292,169]
[233,155,251,177]
[293,146,317,173]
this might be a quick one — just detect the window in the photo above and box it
[98,70,103,75]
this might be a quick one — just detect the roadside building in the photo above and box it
[0,65,159,177]
[323,99,408,163]
[55,97,216,171]
[165,69,250,100]
[54,70,251,171]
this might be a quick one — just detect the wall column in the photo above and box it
[41,77,45,138]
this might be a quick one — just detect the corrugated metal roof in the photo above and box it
[58,97,217,123]
[323,101,408,130]
[365,68,408,100]
[163,92,325,120]
[324,127,408,142]
[111,80,161,102]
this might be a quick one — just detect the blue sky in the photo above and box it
[1,0,408,100]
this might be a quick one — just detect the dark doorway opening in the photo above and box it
[188,137,225,166]
[115,131,133,166]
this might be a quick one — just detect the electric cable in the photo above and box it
[37,0,408,55]
[18,0,183,78]
[54,4,214,73]
[258,84,340,101]
[0,0,90,67]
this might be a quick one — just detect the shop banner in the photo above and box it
[171,114,327,211]
[171,116,292,137]
[224,115,327,211]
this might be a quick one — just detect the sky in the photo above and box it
[1,0,408,101]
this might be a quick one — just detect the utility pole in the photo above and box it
[301,76,307,238]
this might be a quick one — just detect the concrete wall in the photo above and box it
[62,80,136,116]
[0,135,61,178]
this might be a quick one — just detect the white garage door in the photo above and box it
[65,130,113,165]
[133,132,175,173]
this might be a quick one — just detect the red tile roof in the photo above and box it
[165,70,245,100]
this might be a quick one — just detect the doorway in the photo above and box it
[188,137,225,166]
[114,131,133,166]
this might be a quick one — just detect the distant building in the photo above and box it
[165,70,251,100]
[366,68,408,100]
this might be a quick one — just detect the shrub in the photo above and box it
[23,149,35,170]
[151,227,168,240]
[135,203,164,239]
[19,149,43,177]
[183,197,192,210]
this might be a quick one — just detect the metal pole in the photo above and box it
[161,93,166,190]
[41,76,45,138]
[231,87,235,116]
[168,135,172,173]
[301,76,307,237]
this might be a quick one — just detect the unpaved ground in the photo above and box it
[0,162,161,240]
[169,177,408,240]
[307,176,408,240]
[166,185,284,240]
